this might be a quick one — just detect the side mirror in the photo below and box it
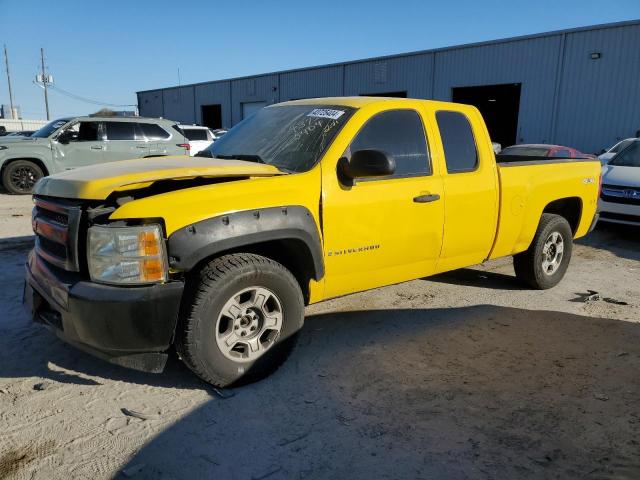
[338,149,395,185]
[57,131,77,144]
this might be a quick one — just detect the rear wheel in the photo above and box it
[176,253,304,388]
[2,160,44,194]
[513,213,573,289]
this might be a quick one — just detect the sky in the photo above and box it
[0,0,638,119]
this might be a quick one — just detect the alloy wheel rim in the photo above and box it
[215,286,283,362]
[541,231,564,276]
[11,166,38,192]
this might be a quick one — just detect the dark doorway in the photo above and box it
[452,83,521,148]
[360,91,407,98]
[201,104,222,129]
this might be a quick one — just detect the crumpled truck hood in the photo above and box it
[33,155,285,200]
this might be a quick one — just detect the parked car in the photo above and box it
[177,125,215,156]
[598,138,635,165]
[598,139,640,226]
[24,97,600,387]
[498,144,594,159]
[0,116,188,194]
[212,128,228,140]
[5,130,35,137]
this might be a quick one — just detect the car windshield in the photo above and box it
[609,141,640,167]
[610,139,633,154]
[500,146,550,156]
[199,105,355,172]
[31,118,72,138]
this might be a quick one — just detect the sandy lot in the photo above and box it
[0,193,639,479]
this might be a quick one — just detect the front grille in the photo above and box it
[601,184,640,206]
[33,196,82,272]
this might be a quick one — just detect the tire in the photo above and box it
[176,253,304,388]
[513,213,573,290]
[2,160,44,194]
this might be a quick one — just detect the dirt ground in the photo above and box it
[0,193,639,479]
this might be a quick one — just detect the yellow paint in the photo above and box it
[35,97,601,304]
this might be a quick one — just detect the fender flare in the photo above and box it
[166,205,324,279]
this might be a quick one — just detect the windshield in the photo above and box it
[609,141,640,167]
[200,105,355,172]
[610,139,633,154]
[31,118,72,138]
[500,146,549,156]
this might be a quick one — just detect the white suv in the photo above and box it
[177,125,215,156]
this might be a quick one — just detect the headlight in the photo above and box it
[88,224,167,285]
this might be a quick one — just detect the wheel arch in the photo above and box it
[541,197,582,235]
[167,206,324,304]
[1,157,50,177]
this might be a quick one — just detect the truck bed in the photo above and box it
[488,156,601,260]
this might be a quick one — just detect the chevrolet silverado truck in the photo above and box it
[24,97,601,387]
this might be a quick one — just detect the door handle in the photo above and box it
[90,145,103,150]
[136,145,147,149]
[413,194,440,203]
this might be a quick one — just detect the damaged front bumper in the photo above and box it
[23,249,184,373]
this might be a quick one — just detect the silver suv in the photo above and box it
[0,116,188,194]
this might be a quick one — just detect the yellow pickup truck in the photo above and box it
[24,97,601,387]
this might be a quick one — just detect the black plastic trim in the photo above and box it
[167,206,324,279]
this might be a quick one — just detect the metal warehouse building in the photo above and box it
[137,20,640,153]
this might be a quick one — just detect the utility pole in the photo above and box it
[40,48,50,120]
[3,45,15,119]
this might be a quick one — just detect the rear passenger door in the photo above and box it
[434,109,499,272]
[102,121,148,162]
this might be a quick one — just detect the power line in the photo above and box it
[48,84,137,108]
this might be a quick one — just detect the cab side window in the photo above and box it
[77,122,99,141]
[104,122,138,141]
[436,111,478,173]
[350,109,431,177]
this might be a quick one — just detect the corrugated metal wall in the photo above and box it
[554,23,640,153]
[433,34,562,144]
[194,81,232,127]
[162,87,195,124]
[231,74,279,125]
[279,65,343,101]
[137,21,640,153]
[344,53,434,98]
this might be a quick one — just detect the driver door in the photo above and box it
[52,121,105,169]
[321,108,445,299]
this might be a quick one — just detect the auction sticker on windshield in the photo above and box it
[306,109,345,120]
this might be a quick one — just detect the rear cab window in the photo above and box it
[349,109,431,178]
[435,110,478,173]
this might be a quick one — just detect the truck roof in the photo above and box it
[278,96,463,109]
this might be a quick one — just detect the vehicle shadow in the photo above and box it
[112,306,640,480]
[578,222,640,261]
[426,267,524,290]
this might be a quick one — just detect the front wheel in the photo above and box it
[2,160,44,194]
[513,213,573,289]
[176,253,304,388]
